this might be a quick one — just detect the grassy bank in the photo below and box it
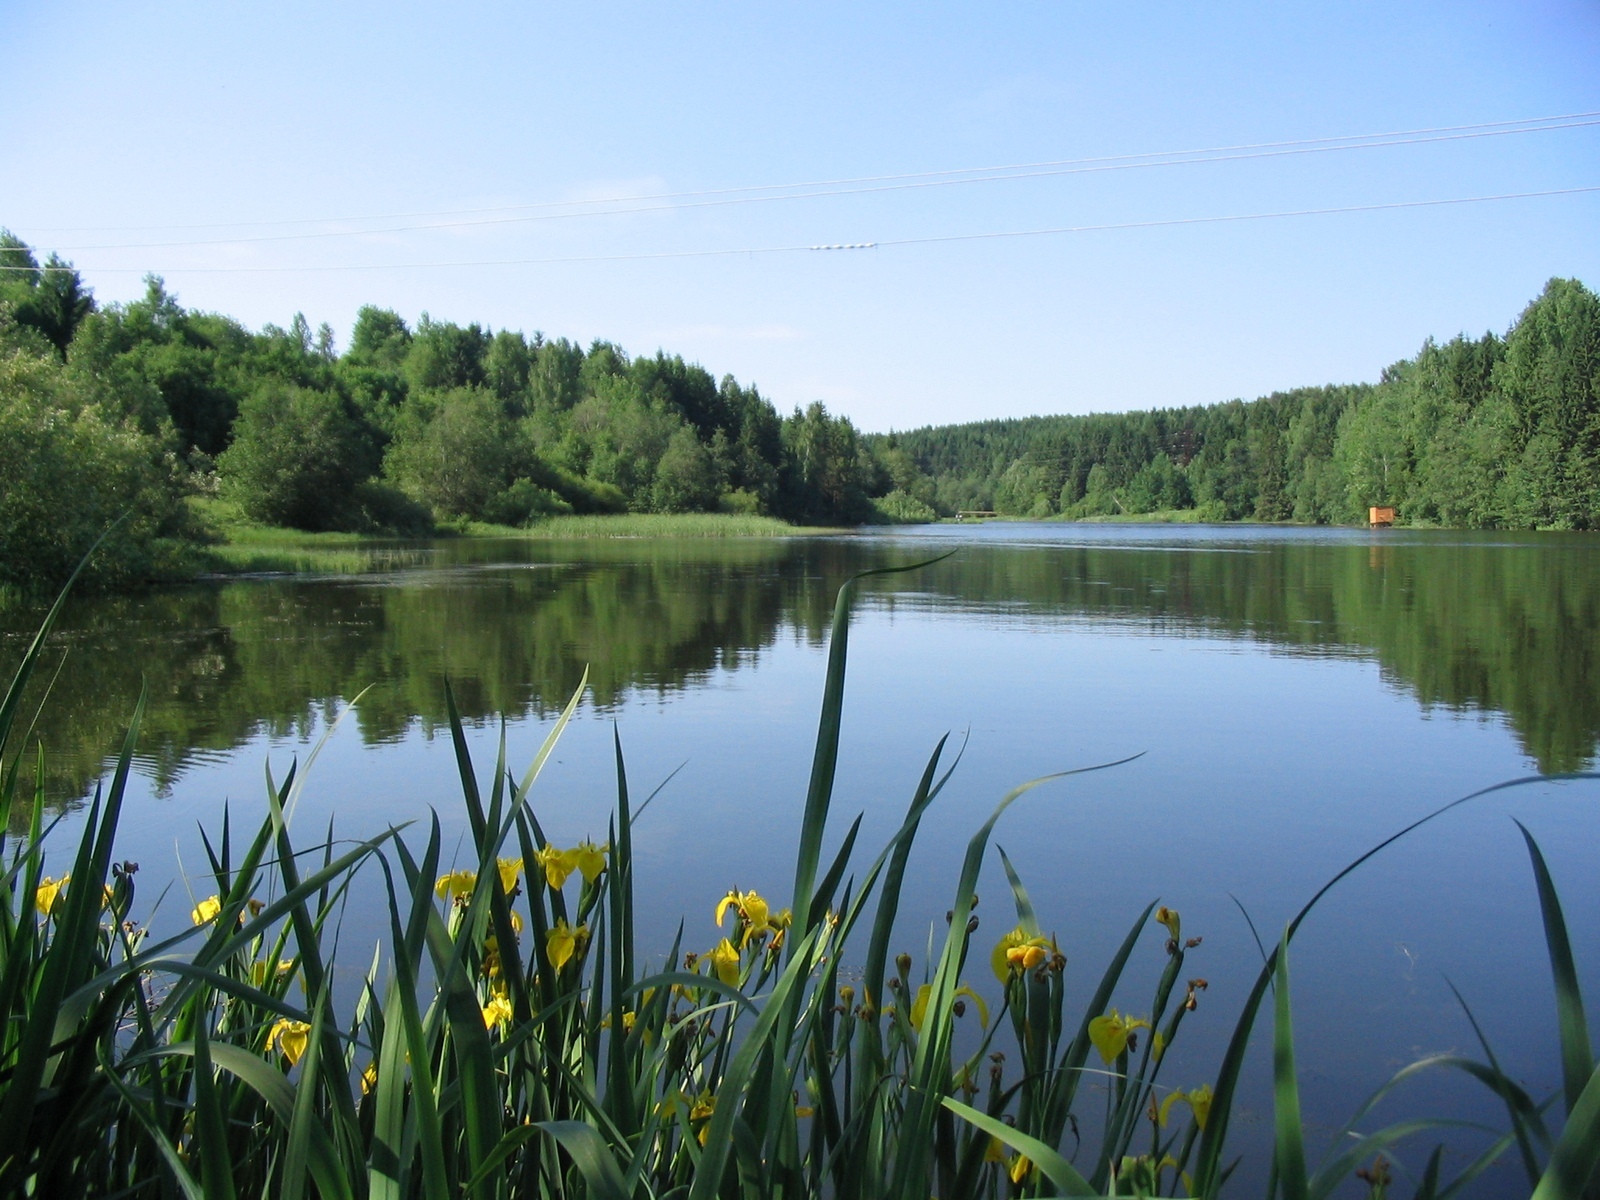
[193,498,834,576]
[463,512,827,539]
[3,555,1598,1198]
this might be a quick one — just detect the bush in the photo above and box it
[384,387,531,520]
[350,479,435,535]
[216,383,368,530]
[482,478,573,526]
[0,352,196,587]
[869,489,938,524]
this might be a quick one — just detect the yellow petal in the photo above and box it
[954,984,991,1029]
[546,921,578,970]
[715,891,740,926]
[535,847,575,890]
[36,875,68,916]
[1088,1012,1129,1064]
[991,927,1025,982]
[191,895,222,926]
[1155,905,1181,940]
[482,992,514,1030]
[1189,1084,1213,1130]
[709,938,741,987]
[909,983,932,1031]
[496,857,523,893]
[1158,1089,1186,1128]
[267,1018,312,1067]
[434,870,476,903]
[1009,1154,1032,1185]
[571,841,608,884]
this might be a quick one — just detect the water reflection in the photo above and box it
[3,526,1596,812]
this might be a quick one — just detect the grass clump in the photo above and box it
[1,547,1598,1198]
[473,511,825,539]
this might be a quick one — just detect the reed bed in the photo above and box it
[1,549,1598,1199]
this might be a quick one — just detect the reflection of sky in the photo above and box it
[63,575,1592,1195]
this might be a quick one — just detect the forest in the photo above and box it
[0,231,910,587]
[1,223,1597,588]
[880,275,1600,526]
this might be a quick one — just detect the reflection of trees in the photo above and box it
[4,532,1596,814]
[1,539,859,812]
[874,535,1600,773]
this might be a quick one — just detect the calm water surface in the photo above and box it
[6,522,1598,1191]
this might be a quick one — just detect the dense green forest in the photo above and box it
[1,222,1597,588]
[0,231,912,588]
[877,277,1600,526]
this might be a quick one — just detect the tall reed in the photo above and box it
[1,551,1597,1198]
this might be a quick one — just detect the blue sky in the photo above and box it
[2,2,1596,430]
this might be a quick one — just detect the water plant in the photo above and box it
[1,548,1597,1197]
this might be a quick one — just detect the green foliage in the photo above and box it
[870,489,939,523]
[217,384,372,531]
[883,278,1600,530]
[383,387,534,521]
[0,231,95,357]
[0,350,196,588]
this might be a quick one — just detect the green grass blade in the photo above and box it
[281,987,330,1200]
[1193,770,1600,1199]
[96,1045,206,1200]
[790,554,955,947]
[939,1096,1096,1196]
[1517,821,1594,1118]
[535,1121,630,1200]
[1532,1061,1600,1200]
[1273,930,1307,1200]
[687,925,825,1200]
[191,1013,239,1200]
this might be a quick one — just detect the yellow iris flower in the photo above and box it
[250,959,294,987]
[191,895,222,926]
[570,840,609,884]
[708,938,741,986]
[991,926,1051,982]
[360,1061,378,1095]
[1155,905,1181,940]
[909,983,990,1031]
[266,1018,312,1066]
[690,1090,717,1144]
[533,845,577,890]
[546,918,587,970]
[434,870,476,904]
[496,857,523,893]
[36,874,68,916]
[1087,1009,1150,1064]
[482,990,514,1030]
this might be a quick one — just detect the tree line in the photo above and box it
[876,277,1600,527]
[1,224,1596,588]
[1,231,927,587]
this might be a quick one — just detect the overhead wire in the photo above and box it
[18,113,1600,252]
[6,184,1593,274]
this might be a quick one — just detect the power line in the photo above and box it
[16,112,1599,251]
[7,184,1592,274]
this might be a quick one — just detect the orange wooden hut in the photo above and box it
[1369,506,1396,528]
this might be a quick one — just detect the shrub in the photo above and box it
[216,383,368,530]
[870,489,938,523]
[482,478,573,526]
[384,387,531,520]
[0,351,195,588]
